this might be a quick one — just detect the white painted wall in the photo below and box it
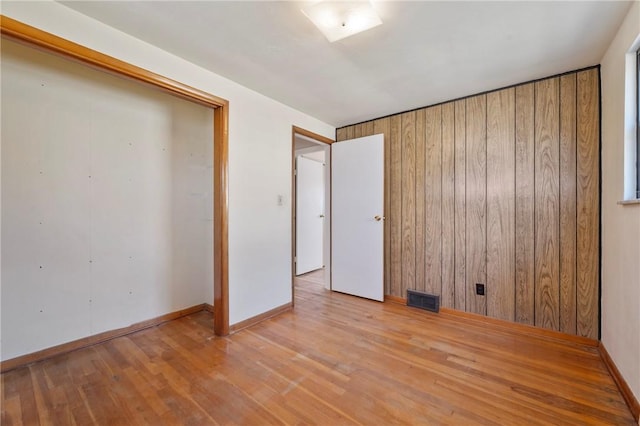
[0,1,334,334]
[1,39,213,360]
[600,1,640,402]
[296,147,325,163]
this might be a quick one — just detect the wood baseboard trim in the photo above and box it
[384,295,407,305]
[438,307,598,347]
[229,302,292,333]
[203,303,214,313]
[383,294,597,347]
[0,303,209,374]
[599,342,640,421]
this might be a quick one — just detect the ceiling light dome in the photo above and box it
[302,1,383,43]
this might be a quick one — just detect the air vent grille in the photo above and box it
[407,290,440,313]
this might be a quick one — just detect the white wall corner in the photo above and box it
[599,0,640,405]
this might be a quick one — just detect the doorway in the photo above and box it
[291,126,332,303]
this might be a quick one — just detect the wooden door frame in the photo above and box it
[0,15,230,336]
[291,126,333,306]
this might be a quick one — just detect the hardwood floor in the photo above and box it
[1,276,635,425]
[296,268,325,285]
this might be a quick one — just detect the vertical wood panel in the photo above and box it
[338,68,598,339]
[414,110,426,293]
[374,118,392,295]
[454,100,467,311]
[559,74,577,335]
[441,102,456,308]
[486,88,516,321]
[515,84,536,325]
[534,77,560,331]
[576,69,599,340]
[401,112,416,293]
[389,115,403,297]
[364,121,375,136]
[336,128,347,142]
[465,95,487,315]
[424,106,442,296]
[354,123,364,138]
[345,126,354,140]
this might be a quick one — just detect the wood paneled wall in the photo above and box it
[336,68,600,338]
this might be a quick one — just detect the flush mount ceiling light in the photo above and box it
[302,1,382,43]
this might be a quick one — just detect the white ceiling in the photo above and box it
[60,1,632,128]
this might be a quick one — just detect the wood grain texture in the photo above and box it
[599,343,640,422]
[3,15,603,348]
[354,123,364,138]
[576,68,599,340]
[293,126,334,145]
[440,307,598,347]
[401,111,417,294]
[1,275,634,425]
[534,77,561,331]
[0,16,227,109]
[229,302,292,333]
[0,15,230,337]
[414,109,427,293]
[336,68,599,338]
[465,95,487,315]
[374,118,392,295]
[0,304,211,373]
[345,125,355,140]
[364,120,375,136]
[441,102,456,308]
[424,106,442,296]
[389,115,403,297]
[383,297,597,347]
[559,74,577,335]
[384,294,407,305]
[336,127,347,142]
[454,100,467,311]
[515,83,536,325]
[486,88,516,321]
[214,106,230,336]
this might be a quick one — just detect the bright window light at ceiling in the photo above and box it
[302,1,383,43]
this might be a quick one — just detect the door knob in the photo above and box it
[319,214,325,218]
[374,215,385,221]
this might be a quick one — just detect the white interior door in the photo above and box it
[332,134,384,301]
[296,155,325,275]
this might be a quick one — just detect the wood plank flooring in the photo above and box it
[2,273,635,425]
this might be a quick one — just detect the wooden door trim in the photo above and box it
[214,107,229,336]
[0,15,230,336]
[0,15,227,108]
[291,126,333,307]
[293,126,334,145]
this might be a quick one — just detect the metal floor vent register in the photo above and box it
[406,289,440,313]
